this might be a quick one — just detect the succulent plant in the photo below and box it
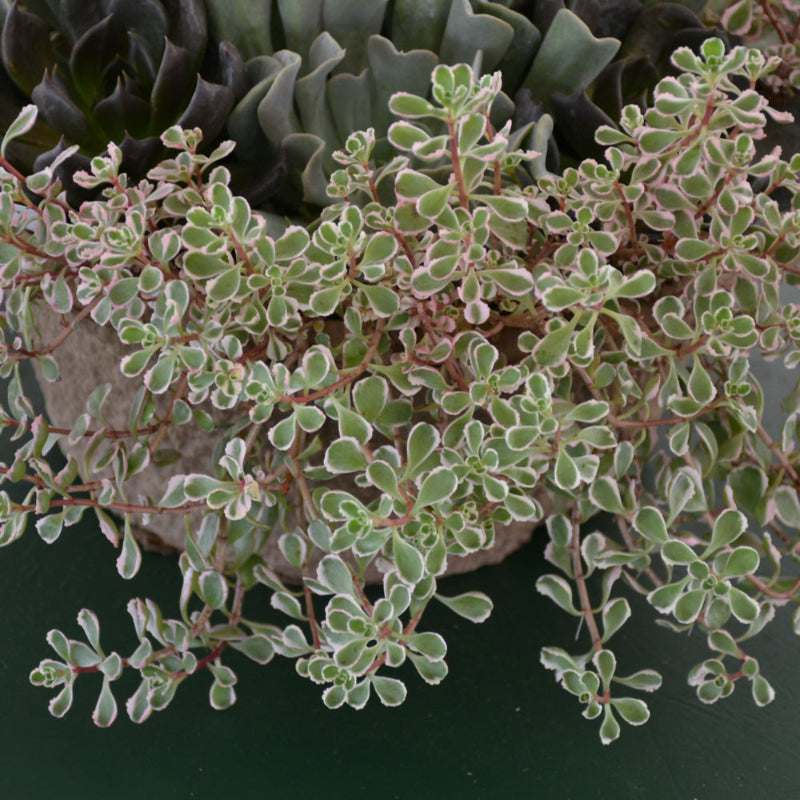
[700,0,800,174]
[2,38,800,738]
[204,0,621,211]
[203,0,734,214]
[0,0,733,214]
[509,0,737,162]
[0,0,247,195]
[704,0,800,114]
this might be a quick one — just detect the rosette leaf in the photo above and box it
[540,0,735,162]
[207,0,621,210]
[0,0,245,196]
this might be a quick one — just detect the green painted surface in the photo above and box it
[2,517,800,797]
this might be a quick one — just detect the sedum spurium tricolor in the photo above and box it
[0,38,798,742]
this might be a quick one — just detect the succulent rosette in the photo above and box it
[205,0,623,210]
[0,0,245,196]
[201,0,733,213]
[526,0,736,161]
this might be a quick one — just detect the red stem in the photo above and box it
[447,117,470,209]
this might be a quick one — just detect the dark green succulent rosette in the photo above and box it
[0,0,247,198]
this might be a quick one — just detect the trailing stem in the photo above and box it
[570,512,603,652]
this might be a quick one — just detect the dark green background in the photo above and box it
[1,376,799,799]
[3,505,799,797]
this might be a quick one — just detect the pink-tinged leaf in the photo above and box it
[92,678,118,727]
[125,680,153,724]
[721,0,753,34]
[116,519,142,579]
[94,509,119,546]
[370,675,407,707]
[209,680,237,710]
[48,682,74,718]
[77,609,101,652]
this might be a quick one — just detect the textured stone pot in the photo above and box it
[33,307,542,582]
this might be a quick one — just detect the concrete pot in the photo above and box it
[32,307,543,581]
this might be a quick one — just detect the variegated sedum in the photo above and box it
[705,0,800,104]
[0,38,798,742]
